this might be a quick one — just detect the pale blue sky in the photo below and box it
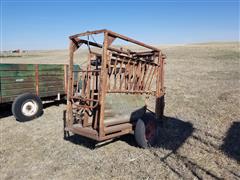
[1,0,239,50]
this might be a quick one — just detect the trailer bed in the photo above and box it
[0,64,67,103]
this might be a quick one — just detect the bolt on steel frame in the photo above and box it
[65,29,166,142]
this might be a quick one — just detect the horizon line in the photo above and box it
[1,40,239,52]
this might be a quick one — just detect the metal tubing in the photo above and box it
[69,29,106,39]
[104,123,132,134]
[107,30,160,51]
[70,29,160,51]
[67,40,77,128]
[99,128,133,141]
[98,31,109,137]
[104,116,132,127]
[67,125,98,140]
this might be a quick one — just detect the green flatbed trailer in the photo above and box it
[0,63,68,121]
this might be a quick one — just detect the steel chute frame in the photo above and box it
[65,29,166,141]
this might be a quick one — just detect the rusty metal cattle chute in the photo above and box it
[65,29,166,146]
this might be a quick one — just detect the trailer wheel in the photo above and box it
[12,93,43,121]
[134,117,158,148]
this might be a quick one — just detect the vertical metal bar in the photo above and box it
[157,52,163,96]
[83,54,92,127]
[133,62,141,90]
[129,64,135,90]
[140,62,148,90]
[35,64,39,96]
[160,54,165,92]
[81,72,86,97]
[67,40,76,128]
[118,60,123,90]
[108,60,115,90]
[93,105,99,130]
[72,69,75,96]
[147,66,157,90]
[121,59,129,90]
[64,64,68,94]
[128,63,133,91]
[76,72,79,94]
[124,60,129,90]
[134,62,141,90]
[99,31,109,137]
[107,58,112,90]
[138,62,145,90]
[90,71,95,128]
[144,64,153,90]
[113,58,118,90]
[155,52,163,119]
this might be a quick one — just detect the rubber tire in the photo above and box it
[12,93,43,121]
[134,116,158,148]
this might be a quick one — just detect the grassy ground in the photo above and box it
[0,42,239,179]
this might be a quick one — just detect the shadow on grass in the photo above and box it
[0,103,12,119]
[119,116,194,151]
[64,111,194,151]
[64,134,97,149]
[221,121,240,163]
[156,117,194,151]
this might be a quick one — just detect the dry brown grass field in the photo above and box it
[0,42,239,179]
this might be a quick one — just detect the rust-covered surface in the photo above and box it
[0,64,67,103]
[65,29,166,141]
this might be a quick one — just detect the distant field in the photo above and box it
[0,50,69,64]
[0,42,240,179]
